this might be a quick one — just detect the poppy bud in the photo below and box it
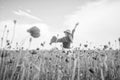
[13,20,17,24]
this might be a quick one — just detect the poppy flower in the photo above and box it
[119,37,120,42]
[79,43,81,47]
[27,26,40,38]
[89,68,94,74]
[31,50,37,55]
[6,40,10,46]
[65,58,69,63]
[36,48,40,50]
[118,37,120,50]
[103,45,108,50]
[49,36,57,45]
[84,44,88,48]
[41,41,45,47]
[7,59,13,64]
[108,41,111,45]
[92,56,97,60]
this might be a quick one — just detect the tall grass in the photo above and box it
[0,49,120,80]
[11,20,16,44]
[1,25,7,48]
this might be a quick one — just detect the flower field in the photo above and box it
[0,49,120,80]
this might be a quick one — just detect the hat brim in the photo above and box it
[64,31,71,34]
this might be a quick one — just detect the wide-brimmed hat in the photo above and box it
[64,29,71,34]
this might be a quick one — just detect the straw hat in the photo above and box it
[64,29,71,34]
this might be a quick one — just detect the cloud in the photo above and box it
[13,10,42,21]
[26,9,31,13]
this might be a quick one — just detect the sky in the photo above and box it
[0,0,120,49]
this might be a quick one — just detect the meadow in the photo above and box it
[0,48,120,80]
